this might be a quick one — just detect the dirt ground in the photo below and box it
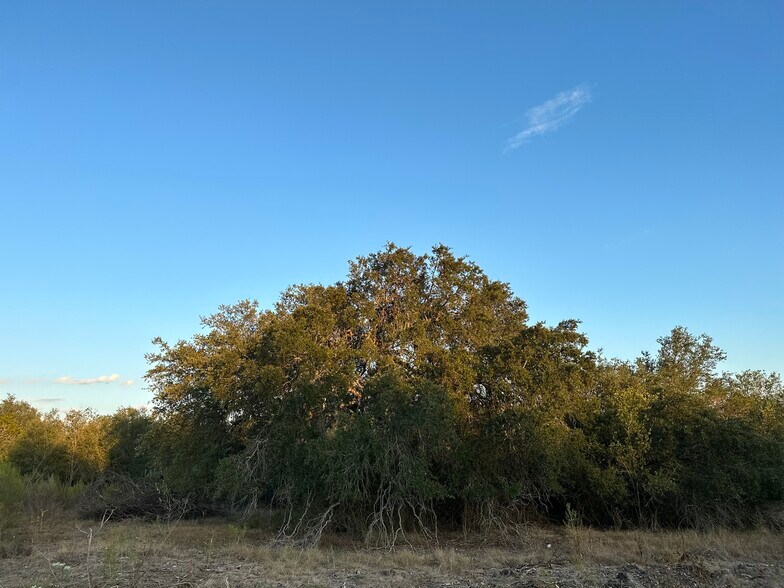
[1,516,782,587]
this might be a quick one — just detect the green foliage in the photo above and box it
[0,398,154,519]
[3,244,783,538]
[314,376,456,531]
[0,463,26,516]
[25,475,86,514]
[106,408,155,479]
[578,342,784,528]
[7,408,71,482]
[0,463,83,528]
[5,405,107,485]
[140,244,784,536]
[0,396,41,461]
[0,462,27,557]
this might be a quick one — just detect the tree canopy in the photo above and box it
[2,244,782,543]
[143,244,784,538]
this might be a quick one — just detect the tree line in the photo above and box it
[2,244,782,543]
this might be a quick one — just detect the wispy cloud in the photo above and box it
[54,374,121,385]
[505,84,592,151]
[121,379,134,386]
[34,398,65,404]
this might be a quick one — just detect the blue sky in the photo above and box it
[1,2,782,414]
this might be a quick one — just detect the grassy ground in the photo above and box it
[1,513,783,587]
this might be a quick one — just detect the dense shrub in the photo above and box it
[141,245,784,539]
[2,244,783,541]
[0,463,26,521]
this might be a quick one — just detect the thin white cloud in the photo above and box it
[121,379,134,386]
[505,84,592,151]
[54,374,121,385]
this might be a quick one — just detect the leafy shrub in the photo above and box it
[0,463,25,520]
[25,475,85,516]
[0,462,25,501]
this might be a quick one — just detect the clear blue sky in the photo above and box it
[1,2,782,414]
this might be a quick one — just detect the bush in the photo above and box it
[0,463,26,521]
[25,475,85,516]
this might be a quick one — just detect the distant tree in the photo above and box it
[105,407,155,479]
[0,396,41,462]
[1,396,112,486]
[7,408,69,482]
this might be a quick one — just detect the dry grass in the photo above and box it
[0,513,782,587]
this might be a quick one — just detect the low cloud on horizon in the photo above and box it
[505,83,593,152]
[54,374,122,385]
[0,375,136,387]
